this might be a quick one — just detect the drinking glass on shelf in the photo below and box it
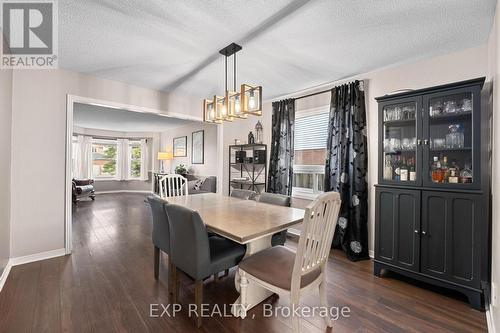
[461,98,472,112]
[444,100,458,114]
[430,101,444,117]
[402,138,410,150]
[433,138,446,149]
[446,124,464,148]
[394,107,402,120]
[410,137,417,150]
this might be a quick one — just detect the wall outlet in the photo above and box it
[492,282,498,307]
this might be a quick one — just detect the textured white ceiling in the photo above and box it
[73,103,197,132]
[59,0,496,99]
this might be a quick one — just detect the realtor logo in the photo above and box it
[1,0,58,68]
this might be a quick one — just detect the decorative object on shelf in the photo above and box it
[255,120,263,144]
[192,130,204,164]
[235,150,246,163]
[173,136,187,157]
[203,43,262,123]
[174,164,188,178]
[248,131,255,144]
[253,149,266,164]
[445,124,464,148]
[157,151,173,173]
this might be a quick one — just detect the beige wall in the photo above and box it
[222,44,489,256]
[0,68,12,275]
[10,69,196,258]
[160,122,218,176]
[488,0,499,329]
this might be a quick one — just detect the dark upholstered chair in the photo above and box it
[147,196,174,293]
[72,178,95,203]
[230,189,257,200]
[258,192,291,246]
[165,203,246,327]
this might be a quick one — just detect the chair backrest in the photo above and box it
[147,195,170,253]
[291,192,341,290]
[164,203,211,280]
[258,192,291,207]
[159,174,188,198]
[230,189,257,200]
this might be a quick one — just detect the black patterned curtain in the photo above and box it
[325,81,369,261]
[268,99,295,196]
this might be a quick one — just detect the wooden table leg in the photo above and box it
[232,235,274,317]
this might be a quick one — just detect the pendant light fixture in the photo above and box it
[203,42,262,123]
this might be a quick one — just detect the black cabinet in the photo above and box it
[374,78,489,310]
[375,187,420,272]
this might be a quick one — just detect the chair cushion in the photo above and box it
[239,246,321,290]
[209,236,246,274]
[77,185,94,195]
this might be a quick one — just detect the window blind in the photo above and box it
[294,112,329,150]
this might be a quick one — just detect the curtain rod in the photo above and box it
[275,79,364,102]
[74,133,152,141]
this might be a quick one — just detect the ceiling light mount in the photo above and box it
[203,42,262,123]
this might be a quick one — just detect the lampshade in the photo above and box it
[241,84,262,116]
[157,152,173,161]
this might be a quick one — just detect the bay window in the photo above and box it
[92,139,118,178]
[129,141,142,179]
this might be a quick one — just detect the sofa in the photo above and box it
[72,178,95,203]
[186,175,217,195]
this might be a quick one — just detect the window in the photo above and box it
[92,139,117,178]
[129,141,142,179]
[293,108,329,199]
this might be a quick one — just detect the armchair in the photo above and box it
[72,178,95,203]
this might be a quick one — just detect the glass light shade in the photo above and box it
[241,84,262,116]
[214,94,233,121]
[157,152,173,160]
[227,91,247,119]
[203,98,221,123]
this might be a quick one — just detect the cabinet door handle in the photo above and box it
[417,139,422,146]
[423,139,429,145]
[421,231,427,235]
[414,230,419,234]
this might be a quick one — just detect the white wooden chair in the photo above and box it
[237,191,341,333]
[158,174,188,198]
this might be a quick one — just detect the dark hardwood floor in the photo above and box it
[0,193,487,332]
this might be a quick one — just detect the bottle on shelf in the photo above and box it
[441,156,449,183]
[431,156,443,183]
[400,157,408,181]
[384,155,393,180]
[409,157,416,181]
[394,156,401,181]
[448,160,460,183]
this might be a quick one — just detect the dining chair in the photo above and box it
[165,203,246,328]
[237,191,341,333]
[158,174,188,198]
[230,188,257,200]
[258,192,292,247]
[147,195,174,294]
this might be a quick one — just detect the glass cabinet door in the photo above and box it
[423,87,480,188]
[380,98,421,185]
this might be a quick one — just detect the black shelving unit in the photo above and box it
[374,77,490,310]
[229,144,267,194]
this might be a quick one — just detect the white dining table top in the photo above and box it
[167,193,304,244]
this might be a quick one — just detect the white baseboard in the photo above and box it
[9,248,66,266]
[0,261,12,292]
[96,190,152,194]
[486,307,497,333]
[0,248,66,293]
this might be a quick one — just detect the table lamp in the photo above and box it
[157,151,173,173]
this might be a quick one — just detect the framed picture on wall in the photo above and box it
[192,130,204,164]
[173,136,187,157]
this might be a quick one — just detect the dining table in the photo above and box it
[167,193,305,317]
